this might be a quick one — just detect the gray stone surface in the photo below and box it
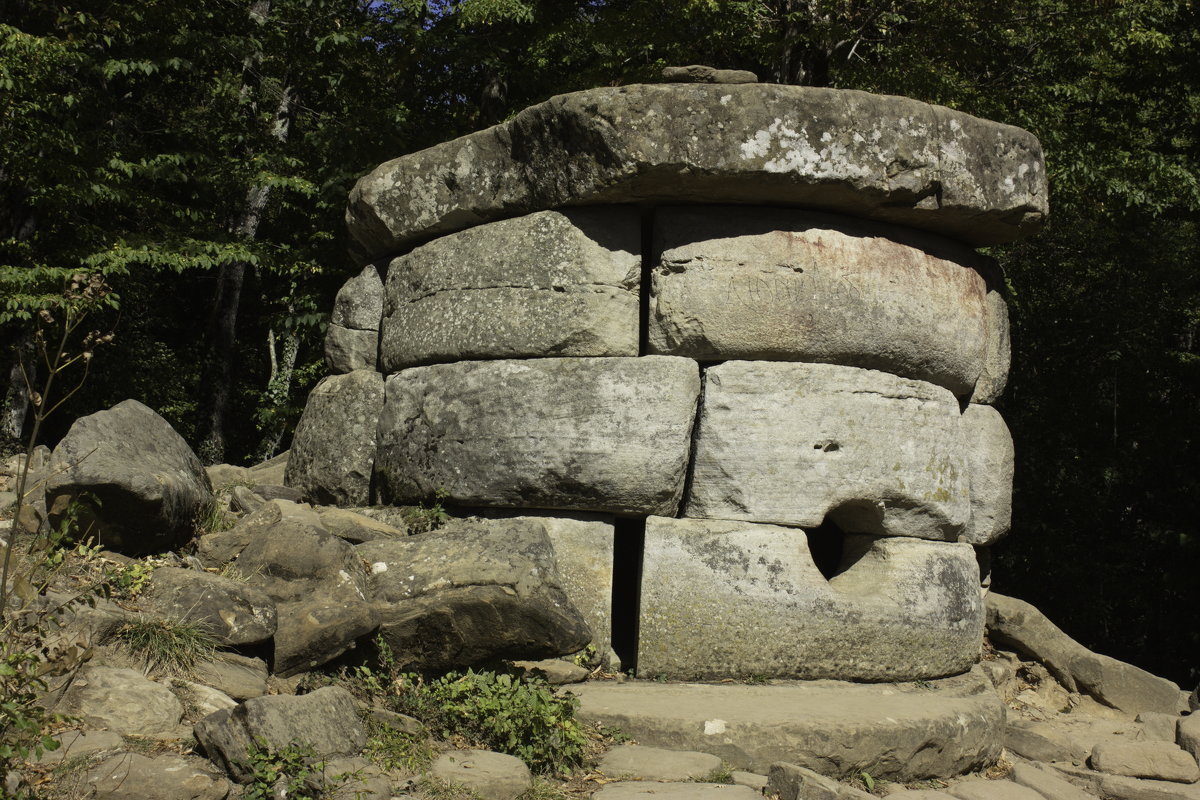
[1136,712,1181,742]
[357,518,590,670]
[987,593,1184,715]
[972,267,1012,404]
[272,595,380,677]
[80,753,232,800]
[316,506,406,543]
[960,404,1014,545]
[45,399,213,554]
[1054,762,1200,800]
[685,361,969,539]
[347,83,1046,262]
[569,667,1004,780]
[332,263,384,330]
[33,730,124,765]
[512,658,590,685]
[430,749,531,800]
[55,667,183,737]
[142,567,277,647]
[325,324,378,373]
[235,516,367,604]
[1179,713,1200,762]
[375,356,700,515]
[1090,742,1200,783]
[170,680,238,721]
[648,206,994,396]
[600,744,722,781]
[638,517,983,681]
[593,784,762,799]
[194,686,366,783]
[768,761,875,799]
[191,653,268,701]
[946,779,1045,800]
[285,370,383,507]
[1009,761,1098,800]
[195,498,323,569]
[1004,721,1090,765]
[381,208,640,370]
[662,64,758,83]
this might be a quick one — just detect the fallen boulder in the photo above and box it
[142,567,277,647]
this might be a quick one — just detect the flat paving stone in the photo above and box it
[599,744,722,781]
[569,667,1004,781]
[592,783,762,799]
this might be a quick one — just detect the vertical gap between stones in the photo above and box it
[677,365,707,518]
[610,516,645,675]
[638,207,655,356]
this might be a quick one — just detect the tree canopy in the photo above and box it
[2,0,1197,684]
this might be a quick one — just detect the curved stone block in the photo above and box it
[961,404,1014,545]
[685,361,969,539]
[284,370,383,506]
[971,267,1012,404]
[375,356,700,515]
[348,83,1047,261]
[324,324,377,373]
[638,517,984,681]
[381,208,640,370]
[648,206,991,396]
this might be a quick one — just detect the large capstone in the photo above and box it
[648,207,999,397]
[45,399,213,555]
[637,517,983,681]
[381,208,641,370]
[347,83,1046,261]
[375,356,700,515]
[357,517,590,670]
[685,361,969,539]
[285,369,383,506]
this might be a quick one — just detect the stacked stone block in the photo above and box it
[287,80,1046,681]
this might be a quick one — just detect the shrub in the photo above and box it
[114,617,217,675]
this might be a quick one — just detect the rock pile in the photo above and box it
[289,78,1046,682]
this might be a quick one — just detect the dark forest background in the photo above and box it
[2,0,1197,685]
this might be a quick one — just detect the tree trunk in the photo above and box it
[254,324,300,463]
[1,334,34,450]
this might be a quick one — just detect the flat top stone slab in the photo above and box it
[599,743,723,781]
[347,83,1047,261]
[569,667,1004,780]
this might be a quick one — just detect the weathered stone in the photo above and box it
[768,762,874,800]
[570,667,1004,780]
[170,680,238,722]
[662,64,758,83]
[886,792,958,799]
[1054,762,1200,800]
[375,356,700,515]
[946,779,1045,800]
[45,399,213,555]
[971,266,1012,403]
[357,518,590,670]
[192,653,268,701]
[1090,742,1199,784]
[430,750,532,800]
[686,361,969,539]
[638,517,983,681]
[285,370,383,507]
[81,753,232,800]
[332,263,384,330]
[143,567,277,647]
[228,484,263,514]
[272,596,380,677]
[316,506,405,543]
[600,744,722,781]
[593,783,762,799]
[195,498,323,569]
[347,84,1046,262]
[1137,712,1181,742]
[194,686,366,783]
[368,708,426,737]
[324,324,378,374]
[1008,761,1098,800]
[960,404,1014,545]
[732,771,769,791]
[246,451,289,486]
[512,658,590,685]
[987,593,1184,715]
[381,208,640,370]
[55,667,183,737]
[235,518,367,604]
[648,207,993,396]
[33,730,124,765]
[1179,713,1200,762]
[1004,721,1090,764]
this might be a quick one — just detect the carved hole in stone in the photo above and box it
[806,519,847,582]
[611,516,645,674]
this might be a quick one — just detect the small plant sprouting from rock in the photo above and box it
[348,638,588,775]
[115,617,218,676]
[242,739,330,800]
[400,488,451,534]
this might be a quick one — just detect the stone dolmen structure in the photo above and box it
[286,76,1045,694]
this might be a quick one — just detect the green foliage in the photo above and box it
[348,639,587,775]
[363,724,437,774]
[242,739,328,800]
[400,489,452,534]
[0,649,60,764]
[115,617,217,676]
[108,561,156,601]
